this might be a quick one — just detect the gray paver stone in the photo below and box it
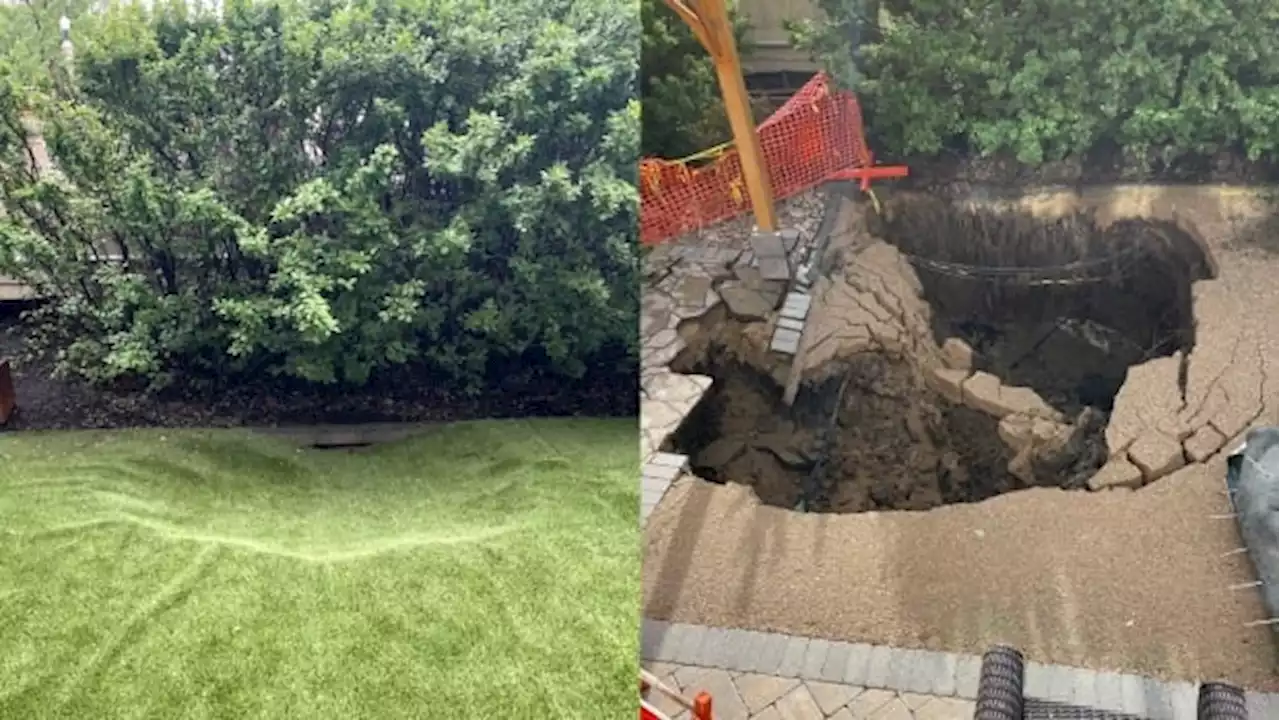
[1023,662,1051,699]
[1167,682,1197,720]
[670,624,707,665]
[751,231,787,258]
[771,327,802,354]
[783,291,811,314]
[953,654,981,700]
[865,645,893,689]
[776,636,810,678]
[1094,672,1126,714]
[693,627,731,669]
[641,485,668,504]
[642,619,671,661]
[1118,674,1148,718]
[800,638,831,680]
[650,452,688,468]
[780,227,801,250]
[1141,677,1172,720]
[733,631,767,673]
[909,650,946,696]
[777,316,805,332]
[716,629,754,670]
[751,632,790,676]
[1246,692,1279,720]
[1071,668,1099,709]
[758,256,792,281]
[642,463,681,484]
[930,652,959,697]
[820,641,852,683]
[842,643,873,687]
[889,649,919,692]
[1047,665,1076,703]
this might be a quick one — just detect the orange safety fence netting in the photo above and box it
[640,72,883,246]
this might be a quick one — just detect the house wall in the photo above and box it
[738,0,822,75]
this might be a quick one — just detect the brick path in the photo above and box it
[640,619,1280,720]
[643,661,974,720]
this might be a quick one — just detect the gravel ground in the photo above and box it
[642,457,1278,690]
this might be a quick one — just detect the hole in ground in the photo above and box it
[667,195,1210,513]
[875,194,1211,415]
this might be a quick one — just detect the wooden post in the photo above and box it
[663,0,778,231]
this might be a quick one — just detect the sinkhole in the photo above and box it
[666,194,1214,513]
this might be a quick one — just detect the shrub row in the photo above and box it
[0,0,639,390]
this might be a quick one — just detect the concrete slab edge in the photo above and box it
[640,453,688,524]
[639,619,1279,720]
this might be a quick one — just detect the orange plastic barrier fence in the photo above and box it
[640,671,713,720]
[639,72,905,246]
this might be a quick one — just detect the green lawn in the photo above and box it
[0,418,640,719]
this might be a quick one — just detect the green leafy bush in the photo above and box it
[640,0,751,159]
[0,0,92,87]
[793,0,1279,168]
[0,0,639,389]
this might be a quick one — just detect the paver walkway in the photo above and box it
[643,660,973,720]
[640,620,1280,720]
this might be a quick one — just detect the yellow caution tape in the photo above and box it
[672,139,735,166]
[865,187,882,215]
[729,178,744,206]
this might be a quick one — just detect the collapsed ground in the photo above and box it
[0,309,637,430]
[641,184,1279,688]
[668,193,1213,513]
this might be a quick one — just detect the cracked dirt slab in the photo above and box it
[641,182,1279,691]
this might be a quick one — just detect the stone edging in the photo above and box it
[640,619,1280,720]
[642,452,689,523]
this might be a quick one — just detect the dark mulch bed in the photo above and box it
[0,314,638,431]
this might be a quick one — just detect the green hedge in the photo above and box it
[0,0,639,389]
[793,0,1279,170]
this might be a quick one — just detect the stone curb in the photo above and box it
[640,619,1279,720]
[641,452,688,524]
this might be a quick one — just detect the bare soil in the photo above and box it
[0,311,638,430]
[670,201,1200,513]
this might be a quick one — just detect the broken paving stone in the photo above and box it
[697,437,748,468]
[758,255,793,281]
[998,384,1062,421]
[941,337,975,371]
[1127,431,1187,481]
[997,413,1037,452]
[780,227,802,252]
[1183,424,1227,463]
[960,371,1005,416]
[719,282,778,320]
[750,230,788,258]
[777,316,805,332]
[753,432,814,469]
[927,367,969,404]
[674,274,713,308]
[1087,456,1144,491]
[770,327,802,354]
